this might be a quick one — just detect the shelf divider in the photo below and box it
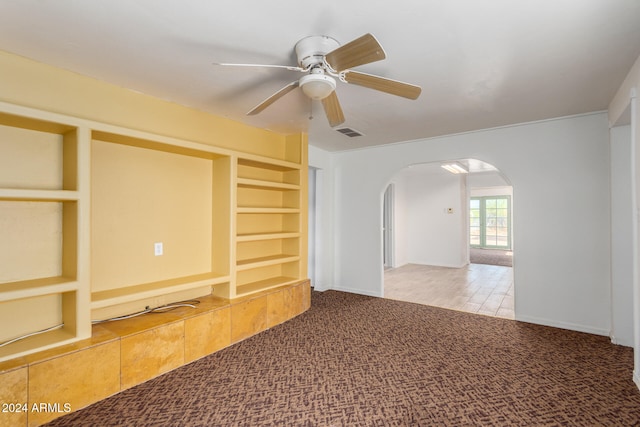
[236,232,300,242]
[236,177,299,190]
[91,273,230,309]
[236,254,300,271]
[0,277,78,302]
[0,188,79,201]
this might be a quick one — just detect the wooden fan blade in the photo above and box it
[321,91,345,127]
[247,81,300,115]
[342,71,422,99]
[214,62,305,72]
[324,33,386,72]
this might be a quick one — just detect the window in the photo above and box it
[470,196,511,249]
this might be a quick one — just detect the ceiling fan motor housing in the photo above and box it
[295,35,340,69]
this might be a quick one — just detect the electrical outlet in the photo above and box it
[154,242,163,256]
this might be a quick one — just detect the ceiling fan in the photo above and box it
[214,33,422,127]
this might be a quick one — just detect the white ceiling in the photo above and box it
[1,1,639,152]
[397,159,498,181]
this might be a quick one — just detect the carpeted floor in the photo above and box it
[45,291,640,426]
[470,248,513,267]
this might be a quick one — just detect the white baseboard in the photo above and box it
[516,314,609,337]
[609,334,634,348]
[408,261,468,269]
[634,370,640,391]
[330,285,381,297]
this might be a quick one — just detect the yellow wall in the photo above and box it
[0,49,309,426]
[0,50,287,158]
[0,48,308,357]
[0,124,65,286]
[0,124,63,190]
[0,123,66,342]
[91,140,213,292]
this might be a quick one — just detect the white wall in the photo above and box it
[389,167,513,270]
[390,176,409,267]
[468,171,510,190]
[308,145,334,291]
[610,124,634,346]
[313,112,612,336]
[392,167,468,268]
[471,186,512,198]
[609,53,640,387]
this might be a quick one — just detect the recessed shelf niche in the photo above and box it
[0,102,307,361]
[0,109,88,362]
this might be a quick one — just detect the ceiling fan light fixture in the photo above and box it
[300,73,336,100]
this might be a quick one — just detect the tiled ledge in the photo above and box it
[0,280,310,427]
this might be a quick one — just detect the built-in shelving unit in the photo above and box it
[0,109,91,361]
[88,130,236,321]
[0,101,307,362]
[234,157,303,298]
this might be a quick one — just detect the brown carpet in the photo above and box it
[46,291,640,426]
[470,248,513,267]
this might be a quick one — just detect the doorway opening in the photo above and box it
[470,196,511,249]
[469,184,513,268]
[382,159,515,319]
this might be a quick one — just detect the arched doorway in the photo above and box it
[382,159,515,319]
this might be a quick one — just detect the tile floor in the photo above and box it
[384,263,514,319]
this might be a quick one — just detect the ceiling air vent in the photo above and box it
[336,127,364,138]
